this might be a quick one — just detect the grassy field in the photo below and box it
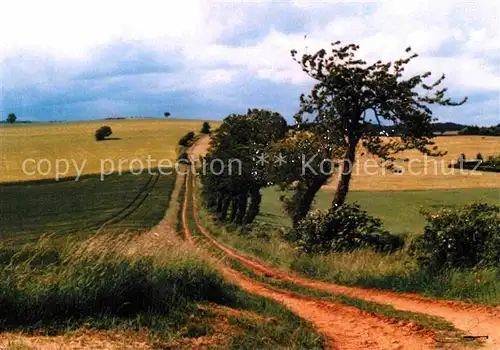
[0,118,216,182]
[259,187,500,235]
[326,135,499,191]
[0,171,176,245]
[0,232,324,349]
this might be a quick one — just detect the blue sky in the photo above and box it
[1,0,498,125]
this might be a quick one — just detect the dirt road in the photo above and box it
[185,136,499,349]
[182,173,440,349]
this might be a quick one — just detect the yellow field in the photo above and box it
[326,136,500,191]
[0,118,217,182]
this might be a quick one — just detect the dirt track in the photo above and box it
[184,136,499,349]
[181,172,440,349]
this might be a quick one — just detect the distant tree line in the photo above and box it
[458,124,500,136]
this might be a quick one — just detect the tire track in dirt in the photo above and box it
[182,170,438,350]
[188,169,499,349]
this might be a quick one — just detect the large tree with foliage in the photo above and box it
[202,109,288,224]
[6,113,16,123]
[268,125,344,226]
[292,42,467,207]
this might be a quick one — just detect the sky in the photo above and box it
[1,0,499,125]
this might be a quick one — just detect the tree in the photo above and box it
[202,109,288,224]
[164,112,171,118]
[268,126,344,226]
[95,126,113,141]
[292,41,467,208]
[6,113,16,123]
[200,121,211,134]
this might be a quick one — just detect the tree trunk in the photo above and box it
[220,196,231,221]
[216,195,224,214]
[234,193,248,224]
[292,175,329,226]
[333,137,358,208]
[244,186,262,224]
[229,197,238,222]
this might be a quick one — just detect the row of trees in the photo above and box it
[201,42,465,240]
[458,124,500,136]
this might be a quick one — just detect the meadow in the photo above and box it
[0,118,215,182]
[259,187,500,235]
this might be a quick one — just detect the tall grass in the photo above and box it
[0,233,233,332]
[0,223,325,348]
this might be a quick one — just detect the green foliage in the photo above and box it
[178,131,195,147]
[411,203,500,270]
[268,130,343,226]
[292,41,466,207]
[289,204,403,254]
[202,109,288,225]
[6,113,17,123]
[200,121,211,134]
[0,244,233,332]
[94,125,112,141]
[177,151,191,164]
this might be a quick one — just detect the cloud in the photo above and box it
[0,0,498,125]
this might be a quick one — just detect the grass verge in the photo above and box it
[195,182,500,305]
[0,231,325,349]
[185,198,474,348]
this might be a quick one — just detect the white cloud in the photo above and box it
[1,0,498,123]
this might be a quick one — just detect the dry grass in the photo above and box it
[0,118,219,182]
[0,330,152,350]
[326,135,500,191]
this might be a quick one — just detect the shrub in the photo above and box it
[476,153,484,161]
[177,151,191,165]
[200,121,211,134]
[95,126,113,141]
[289,204,403,254]
[410,203,500,270]
[178,131,195,147]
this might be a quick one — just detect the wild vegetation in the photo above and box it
[196,40,500,306]
[2,38,500,347]
[0,232,324,349]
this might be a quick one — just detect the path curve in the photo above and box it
[187,137,499,349]
[182,170,438,350]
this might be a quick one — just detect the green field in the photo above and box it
[0,171,176,245]
[0,118,215,182]
[259,187,500,235]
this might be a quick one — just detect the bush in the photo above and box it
[177,151,191,165]
[289,204,403,254]
[95,126,113,141]
[476,153,484,161]
[200,121,211,134]
[410,203,500,270]
[178,131,195,147]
